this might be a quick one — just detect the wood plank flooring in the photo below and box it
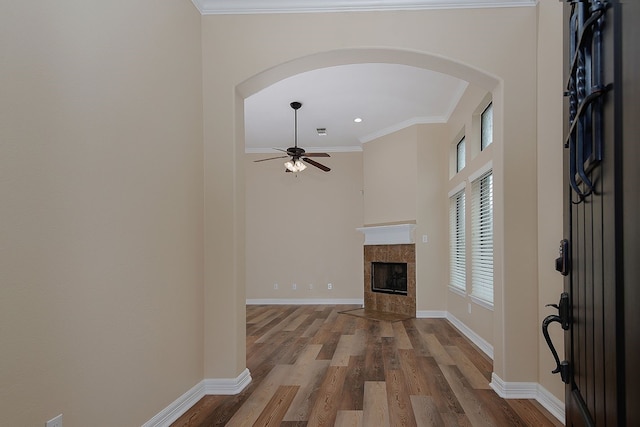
[171,305,563,427]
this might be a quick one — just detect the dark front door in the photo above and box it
[542,0,639,426]
[563,2,619,424]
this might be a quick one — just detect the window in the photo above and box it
[449,190,466,293]
[456,137,466,172]
[471,171,493,304]
[481,103,493,150]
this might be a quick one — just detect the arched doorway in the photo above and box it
[237,46,502,375]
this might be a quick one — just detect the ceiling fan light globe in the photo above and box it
[294,160,306,171]
[284,160,295,171]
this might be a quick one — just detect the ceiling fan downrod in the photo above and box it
[291,101,301,149]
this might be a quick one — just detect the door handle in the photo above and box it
[542,292,571,384]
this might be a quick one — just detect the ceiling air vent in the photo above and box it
[316,128,327,136]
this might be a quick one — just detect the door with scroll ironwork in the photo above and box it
[542,0,639,426]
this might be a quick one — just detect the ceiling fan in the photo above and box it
[254,101,331,172]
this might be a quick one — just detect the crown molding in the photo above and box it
[191,0,535,15]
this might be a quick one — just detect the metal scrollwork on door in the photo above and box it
[564,0,610,204]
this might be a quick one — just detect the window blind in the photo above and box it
[449,190,466,292]
[471,171,493,303]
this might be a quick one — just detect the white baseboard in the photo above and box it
[246,298,364,305]
[142,369,252,427]
[204,368,252,395]
[445,312,494,359]
[535,382,565,424]
[142,381,205,427]
[490,372,537,398]
[490,373,565,424]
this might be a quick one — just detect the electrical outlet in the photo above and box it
[422,234,429,243]
[274,283,278,290]
[292,283,297,290]
[309,283,313,290]
[327,283,333,290]
[46,414,63,427]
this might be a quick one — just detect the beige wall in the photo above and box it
[536,0,566,400]
[363,126,417,225]
[201,39,248,380]
[0,2,204,426]
[416,124,450,312]
[245,152,364,300]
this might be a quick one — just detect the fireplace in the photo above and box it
[358,224,416,317]
[362,243,415,317]
[371,262,408,295]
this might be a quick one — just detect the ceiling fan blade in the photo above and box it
[254,155,288,162]
[303,157,331,172]
[303,152,330,157]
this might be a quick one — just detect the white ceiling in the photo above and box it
[245,63,468,153]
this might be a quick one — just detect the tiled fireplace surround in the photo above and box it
[358,224,416,317]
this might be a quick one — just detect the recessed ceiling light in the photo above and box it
[354,117,363,123]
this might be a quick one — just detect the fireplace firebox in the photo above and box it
[371,262,408,295]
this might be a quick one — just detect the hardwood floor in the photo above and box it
[171,305,563,427]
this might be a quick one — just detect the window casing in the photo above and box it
[481,103,493,151]
[449,190,466,293]
[471,171,493,304]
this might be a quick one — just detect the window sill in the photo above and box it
[448,285,467,297]
[470,294,494,311]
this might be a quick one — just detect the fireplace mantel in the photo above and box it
[356,223,416,246]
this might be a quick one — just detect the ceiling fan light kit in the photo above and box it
[254,101,331,173]
[285,159,307,172]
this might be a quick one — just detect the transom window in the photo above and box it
[481,103,493,151]
[456,137,466,172]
